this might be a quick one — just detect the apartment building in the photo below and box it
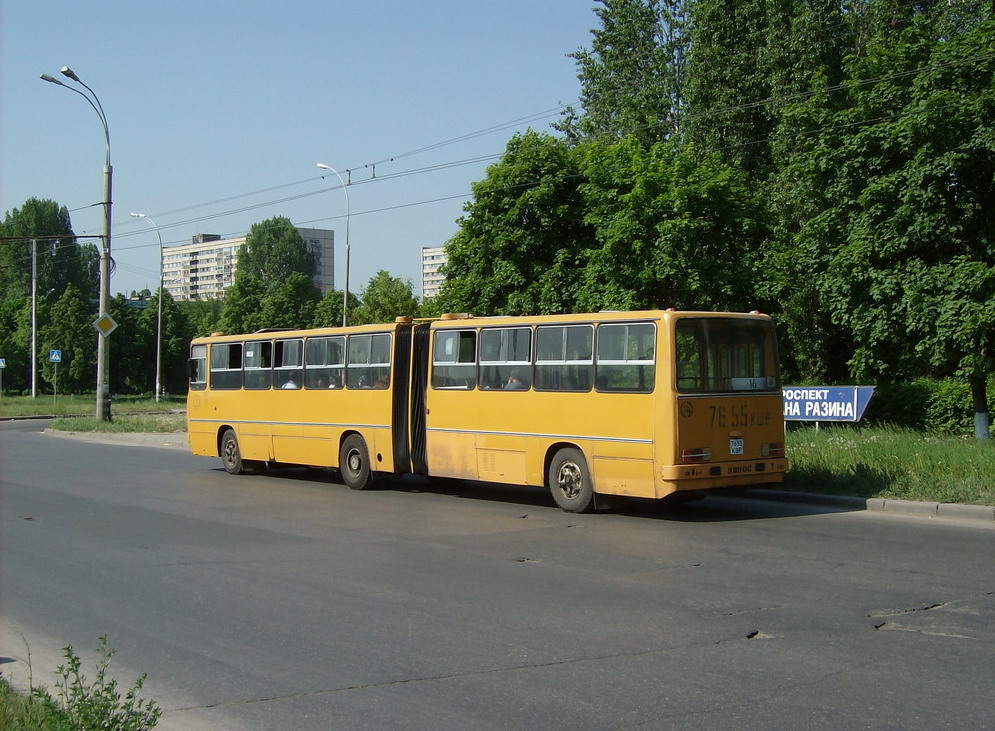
[163,228,334,301]
[421,246,447,299]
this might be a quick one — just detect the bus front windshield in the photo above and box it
[676,318,779,393]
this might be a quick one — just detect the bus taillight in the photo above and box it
[680,447,712,463]
[761,442,784,458]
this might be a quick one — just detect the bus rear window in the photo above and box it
[189,344,207,390]
[676,318,779,393]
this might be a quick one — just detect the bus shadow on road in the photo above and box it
[235,466,851,523]
[380,473,853,523]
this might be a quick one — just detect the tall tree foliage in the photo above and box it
[259,272,319,329]
[0,198,97,304]
[355,271,419,325]
[39,285,96,393]
[312,289,361,328]
[438,131,591,316]
[817,12,995,436]
[578,138,767,311]
[236,216,316,292]
[220,216,321,332]
[563,0,688,144]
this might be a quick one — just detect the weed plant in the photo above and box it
[0,637,160,731]
[33,636,161,731]
[785,424,995,505]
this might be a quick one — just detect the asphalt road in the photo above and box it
[2,419,993,730]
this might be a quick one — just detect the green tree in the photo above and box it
[39,285,96,393]
[0,198,96,304]
[312,288,362,328]
[783,9,994,437]
[236,216,316,292]
[107,294,146,394]
[259,272,320,329]
[437,131,591,316]
[179,299,223,338]
[0,297,31,393]
[562,0,688,145]
[219,273,267,335]
[138,289,194,396]
[683,0,773,176]
[577,137,767,311]
[354,271,419,325]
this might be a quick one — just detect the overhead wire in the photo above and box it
[9,38,991,277]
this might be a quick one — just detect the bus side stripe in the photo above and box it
[426,427,651,444]
[188,418,390,430]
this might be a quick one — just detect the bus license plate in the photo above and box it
[730,438,744,456]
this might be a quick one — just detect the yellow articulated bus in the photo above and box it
[187,310,788,513]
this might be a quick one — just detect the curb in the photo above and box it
[43,429,188,450]
[737,488,995,524]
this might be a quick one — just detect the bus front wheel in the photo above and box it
[340,434,374,490]
[221,429,246,475]
[548,448,595,513]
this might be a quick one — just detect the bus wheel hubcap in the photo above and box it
[558,462,582,499]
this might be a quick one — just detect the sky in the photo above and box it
[1,1,597,299]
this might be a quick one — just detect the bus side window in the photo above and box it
[210,342,243,390]
[535,325,593,392]
[274,338,304,388]
[478,327,532,391]
[304,336,345,389]
[244,341,273,389]
[595,323,655,393]
[431,330,476,389]
[346,333,391,389]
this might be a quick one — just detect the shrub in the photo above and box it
[864,377,995,434]
[33,636,161,731]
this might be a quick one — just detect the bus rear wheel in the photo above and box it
[221,428,246,475]
[548,448,595,513]
[340,434,374,490]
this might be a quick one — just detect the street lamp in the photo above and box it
[41,66,113,420]
[131,213,164,402]
[316,163,351,327]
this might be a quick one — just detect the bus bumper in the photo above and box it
[659,459,789,495]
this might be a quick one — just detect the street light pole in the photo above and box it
[41,66,113,420]
[131,213,164,402]
[316,163,351,327]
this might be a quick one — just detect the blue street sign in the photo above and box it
[783,386,875,422]
[0,358,5,368]
[49,349,62,363]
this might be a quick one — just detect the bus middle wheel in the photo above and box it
[339,434,374,490]
[548,447,595,513]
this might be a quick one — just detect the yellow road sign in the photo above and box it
[93,313,118,337]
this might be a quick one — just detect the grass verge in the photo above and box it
[51,412,186,434]
[0,395,184,419]
[784,425,994,505]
